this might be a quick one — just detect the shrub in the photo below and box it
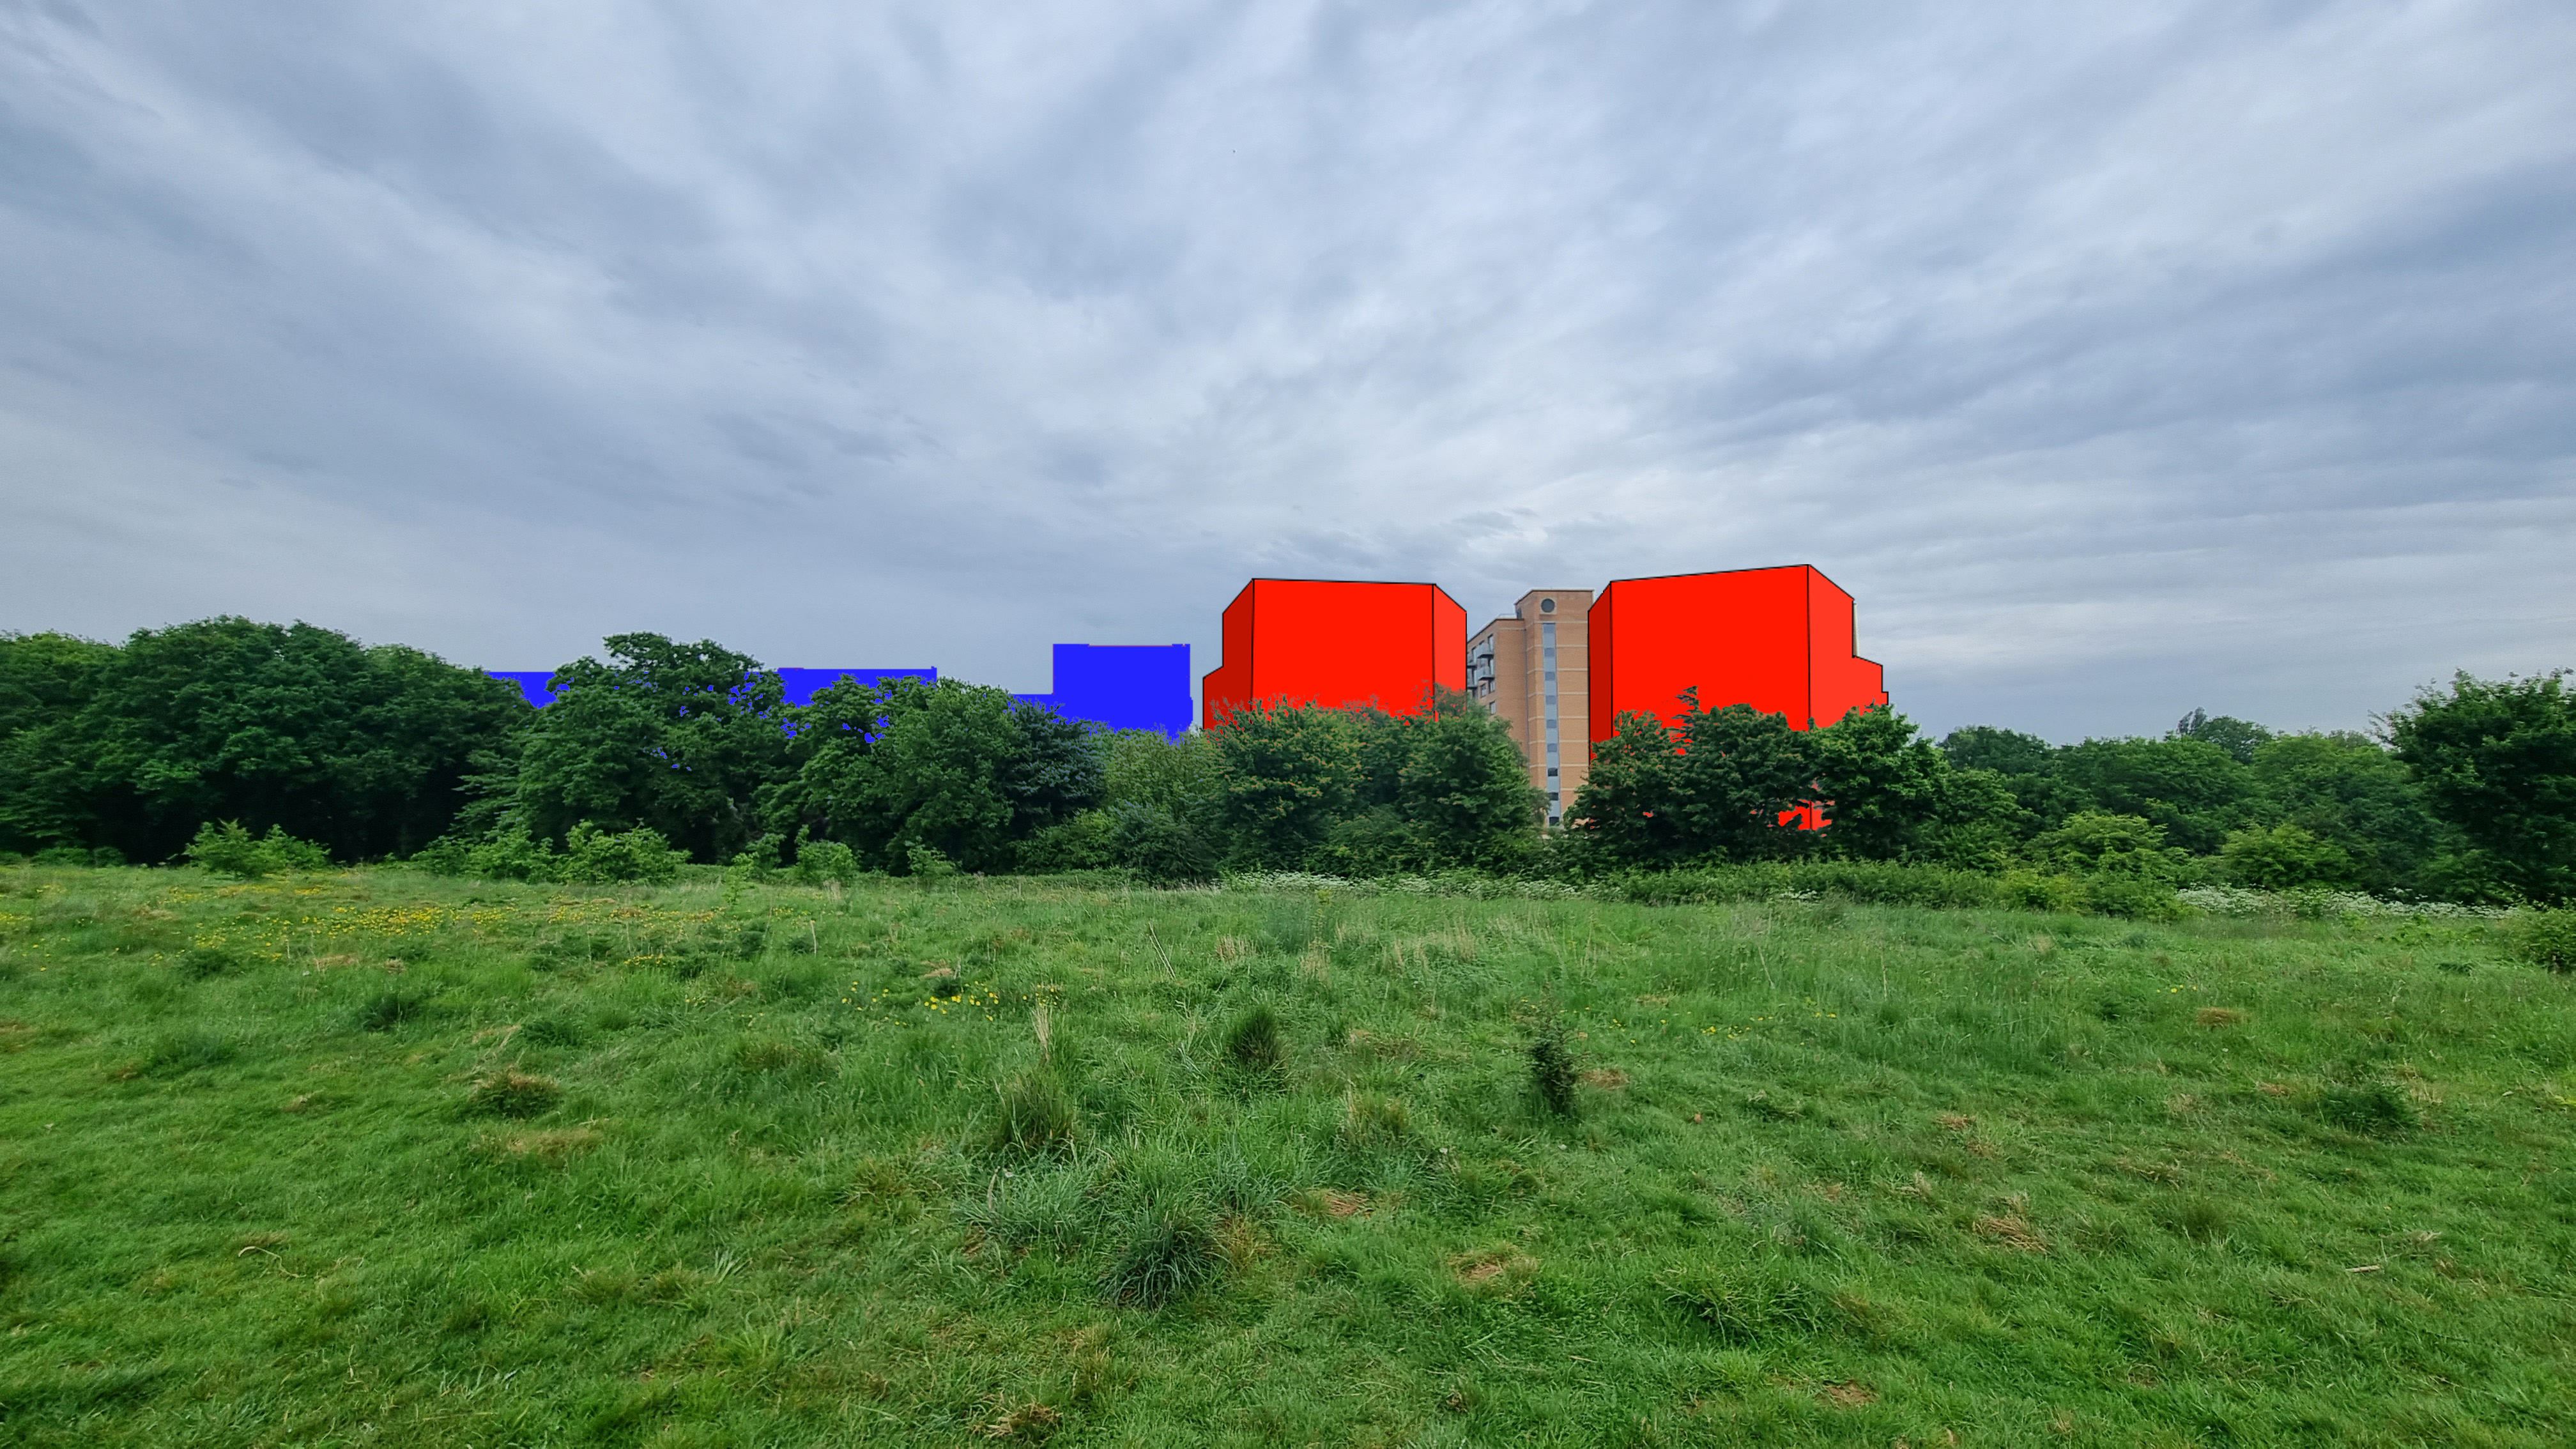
[560,822,687,885]
[2511,910,2576,973]
[1220,1004,1287,1078]
[184,820,330,878]
[1530,1027,1577,1117]
[905,842,962,880]
[990,1070,1080,1155]
[1101,1206,1225,1308]
[464,829,564,883]
[2221,822,2359,891]
[468,1070,563,1118]
[792,838,862,886]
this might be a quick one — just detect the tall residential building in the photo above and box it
[1468,588,1592,825]
[1200,579,1466,725]
[1588,565,1885,745]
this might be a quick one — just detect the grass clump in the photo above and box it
[1218,1003,1286,1077]
[355,990,423,1032]
[989,1070,1080,1156]
[1100,1205,1225,1308]
[466,1070,562,1118]
[1529,1024,1577,1116]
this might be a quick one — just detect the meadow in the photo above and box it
[1,863,2570,1446]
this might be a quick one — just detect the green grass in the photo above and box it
[1,863,2572,1446]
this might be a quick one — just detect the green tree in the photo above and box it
[0,618,524,862]
[2248,732,2443,893]
[2220,822,2359,891]
[2387,671,2576,903]
[2030,811,2197,884]
[1937,726,2083,839]
[508,634,790,863]
[2052,737,2255,855]
[769,676,1101,874]
[1209,703,1364,868]
[2172,709,2275,765]
[1570,693,1813,866]
[1805,705,1951,862]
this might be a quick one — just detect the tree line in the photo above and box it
[1,618,2567,903]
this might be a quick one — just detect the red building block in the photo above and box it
[1588,565,1887,744]
[1201,579,1466,724]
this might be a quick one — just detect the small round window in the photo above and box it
[1539,597,1556,613]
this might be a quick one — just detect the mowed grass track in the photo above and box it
[1,865,2571,1447]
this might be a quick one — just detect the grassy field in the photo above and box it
[1,864,2571,1447]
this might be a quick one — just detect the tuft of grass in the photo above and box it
[989,1070,1080,1155]
[177,945,238,980]
[2159,1195,2235,1243]
[1219,1003,1286,1077]
[1101,1206,1224,1308]
[1336,1089,1411,1149]
[1529,1025,1577,1116]
[355,990,422,1033]
[1664,1266,1827,1345]
[466,1070,562,1118]
[2320,1074,2414,1136]
[144,1029,234,1075]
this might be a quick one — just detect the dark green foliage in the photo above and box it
[1209,702,1363,867]
[2388,671,2576,903]
[1208,692,1538,875]
[1573,693,1813,866]
[1530,1026,1577,1116]
[768,676,1103,874]
[2249,732,2443,892]
[2051,736,2253,855]
[507,634,788,864]
[466,1070,562,1118]
[1220,1004,1286,1077]
[182,820,331,879]
[990,1070,1080,1155]
[1100,1206,1224,1308]
[0,619,523,862]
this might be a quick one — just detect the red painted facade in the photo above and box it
[1588,565,1886,743]
[1200,579,1466,724]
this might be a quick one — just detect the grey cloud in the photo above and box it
[1,0,2569,728]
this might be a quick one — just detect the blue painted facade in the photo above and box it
[488,666,937,709]
[1015,643,1193,737]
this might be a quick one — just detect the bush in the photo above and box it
[905,841,962,880]
[2222,823,2359,891]
[463,829,564,883]
[1101,1206,1225,1308]
[2511,910,2576,973]
[791,838,862,886]
[183,821,330,878]
[560,823,687,885]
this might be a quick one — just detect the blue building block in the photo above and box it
[487,666,936,709]
[1015,644,1193,736]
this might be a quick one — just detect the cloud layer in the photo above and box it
[4,0,2570,737]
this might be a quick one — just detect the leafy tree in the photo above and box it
[1805,705,1951,861]
[2388,671,2576,903]
[1209,703,1364,868]
[768,676,1101,874]
[2248,732,2443,893]
[2220,822,2359,891]
[2052,737,2255,855]
[1570,693,1813,866]
[0,618,525,862]
[1937,726,2083,838]
[507,634,788,862]
[2029,811,2197,884]
[2172,709,2275,765]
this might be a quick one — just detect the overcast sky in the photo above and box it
[3,1,2570,739]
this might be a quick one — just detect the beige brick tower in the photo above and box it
[1466,588,1592,825]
